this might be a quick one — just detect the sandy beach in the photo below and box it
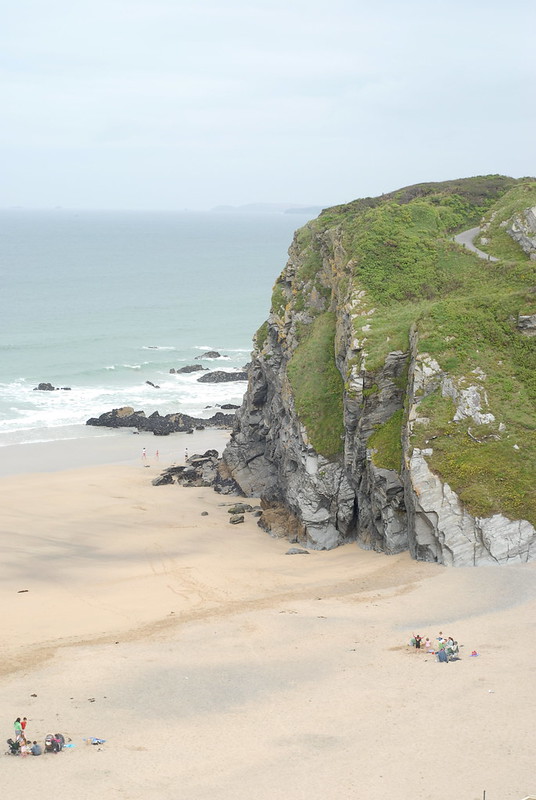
[1,431,535,800]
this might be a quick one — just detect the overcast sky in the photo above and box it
[1,0,534,210]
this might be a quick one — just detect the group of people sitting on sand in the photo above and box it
[410,631,460,662]
[8,717,65,756]
[10,717,42,756]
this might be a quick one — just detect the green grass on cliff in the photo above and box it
[413,392,536,525]
[368,410,404,471]
[287,312,345,458]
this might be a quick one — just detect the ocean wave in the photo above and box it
[142,345,177,351]
[0,372,248,437]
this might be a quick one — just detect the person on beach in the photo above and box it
[20,740,32,757]
[142,447,147,460]
[414,634,422,649]
[31,741,42,756]
[21,716,27,735]
[14,717,22,739]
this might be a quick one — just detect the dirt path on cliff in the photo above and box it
[454,225,499,261]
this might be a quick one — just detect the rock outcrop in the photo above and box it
[197,371,248,383]
[87,406,235,435]
[219,176,536,564]
[170,365,207,374]
[507,205,536,259]
[33,383,71,391]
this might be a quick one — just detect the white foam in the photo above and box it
[0,372,247,441]
[142,345,177,351]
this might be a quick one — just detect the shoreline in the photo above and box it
[0,426,231,477]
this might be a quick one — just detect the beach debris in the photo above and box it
[201,511,209,516]
[285,548,309,555]
[30,693,37,697]
[88,698,96,703]
[229,514,245,524]
[17,589,29,593]
[85,737,106,746]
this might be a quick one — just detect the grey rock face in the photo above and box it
[507,205,536,256]
[517,314,536,336]
[404,449,536,565]
[402,330,536,565]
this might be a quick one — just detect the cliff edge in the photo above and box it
[220,175,536,565]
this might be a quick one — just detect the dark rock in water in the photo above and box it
[229,514,245,524]
[86,406,235,434]
[146,381,160,388]
[34,382,55,391]
[197,371,248,383]
[227,503,253,514]
[286,548,309,555]
[60,387,72,391]
[195,350,221,359]
[221,403,240,410]
[169,368,176,374]
[175,364,208,374]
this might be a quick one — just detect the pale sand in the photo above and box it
[1,443,535,799]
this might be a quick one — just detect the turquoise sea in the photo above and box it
[1,209,310,446]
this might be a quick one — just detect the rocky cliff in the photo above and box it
[220,176,536,565]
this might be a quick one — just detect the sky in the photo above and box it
[1,0,534,210]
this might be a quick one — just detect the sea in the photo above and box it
[1,209,311,448]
